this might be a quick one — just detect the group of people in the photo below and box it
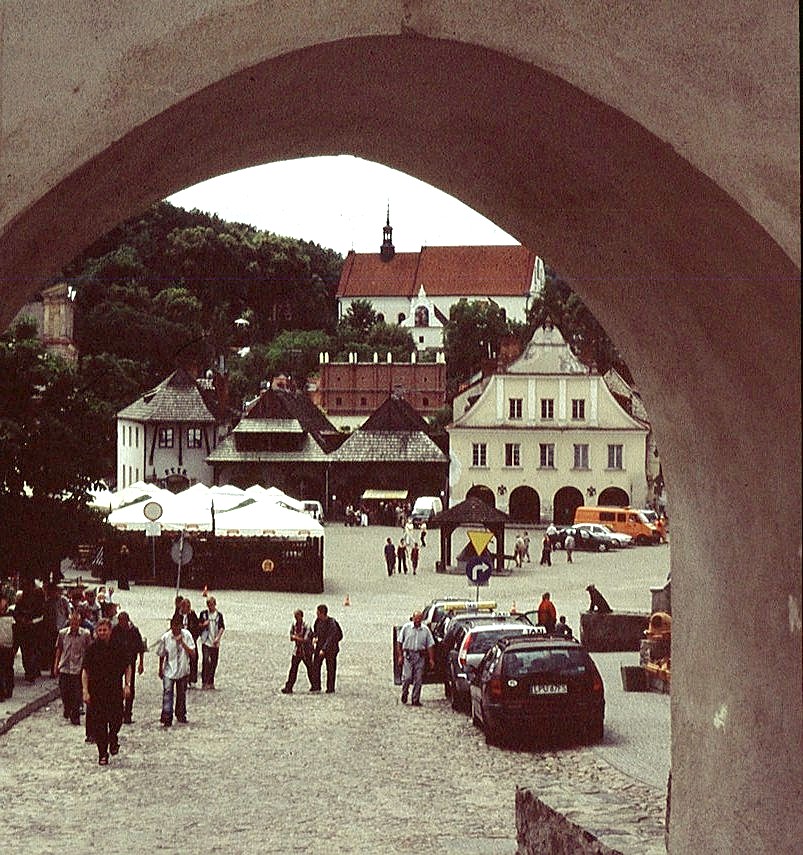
[535,591,573,638]
[281,604,343,694]
[383,519,427,577]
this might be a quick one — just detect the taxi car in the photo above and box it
[470,635,605,746]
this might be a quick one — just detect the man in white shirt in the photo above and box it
[396,611,435,707]
[156,615,196,726]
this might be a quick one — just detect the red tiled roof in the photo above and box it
[336,245,534,299]
[338,251,421,298]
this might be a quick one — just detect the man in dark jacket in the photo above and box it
[111,611,145,723]
[310,604,343,694]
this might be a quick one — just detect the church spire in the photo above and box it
[380,204,395,262]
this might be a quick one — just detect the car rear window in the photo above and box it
[503,647,590,677]
[468,627,529,654]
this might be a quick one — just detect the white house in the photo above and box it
[447,321,651,524]
[117,368,221,491]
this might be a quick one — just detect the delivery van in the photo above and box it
[573,506,660,545]
[410,496,443,527]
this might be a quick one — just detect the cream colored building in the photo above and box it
[448,322,650,524]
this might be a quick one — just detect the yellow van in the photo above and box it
[573,506,660,545]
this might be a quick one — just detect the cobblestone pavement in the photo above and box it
[0,524,670,854]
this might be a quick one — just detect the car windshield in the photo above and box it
[468,627,529,654]
[641,510,658,522]
[503,647,589,677]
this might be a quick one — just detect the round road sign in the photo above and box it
[143,501,163,522]
[466,555,493,586]
[170,540,193,565]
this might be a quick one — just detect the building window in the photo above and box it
[422,397,429,407]
[508,398,523,419]
[158,428,174,448]
[415,306,429,326]
[335,396,342,406]
[360,397,368,406]
[127,425,132,446]
[472,443,488,467]
[418,335,424,343]
[573,443,589,469]
[539,443,555,468]
[135,427,139,448]
[505,443,521,467]
[607,444,623,469]
[540,398,554,419]
[187,428,202,449]
[397,313,406,324]
[572,399,586,420]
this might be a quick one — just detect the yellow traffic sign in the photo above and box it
[467,530,494,556]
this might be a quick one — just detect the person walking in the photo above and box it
[410,542,420,575]
[384,538,396,576]
[310,604,343,694]
[536,592,558,634]
[54,608,92,725]
[117,545,131,590]
[156,615,196,726]
[514,534,525,568]
[397,538,408,574]
[173,598,200,687]
[111,611,145,723]
[523,532,531,563]
[539,533,552,566]
[198,596,225,689]
[281,608,312,694]
[419,522,427,548]
[396,610,435,707]
[14,577,45,681]
[0,593,14,701]
[564,532,575,563]
[81,618,132,765]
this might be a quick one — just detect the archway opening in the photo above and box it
[508,485,540,523]
[553,486,584,526]
[597,486,630,507]
[466,484,495,509]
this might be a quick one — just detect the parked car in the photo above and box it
[445,621,542,712]
[301,500,324,522]
[392,599,499,685]
[470,635,605,746]
[571,523,632,547]
[573,505,660,545]
[551,526,616,552]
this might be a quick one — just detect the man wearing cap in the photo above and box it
[396,610,435,707]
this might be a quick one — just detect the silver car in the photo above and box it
[569,522,632,548]
[446,621,543,712]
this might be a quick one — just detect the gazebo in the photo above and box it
[429,497,511,574]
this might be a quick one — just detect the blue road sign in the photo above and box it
[466,555,493,587]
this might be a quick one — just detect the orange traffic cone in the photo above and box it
[511,601,518,614]
[202,584,208,598]
[343,594,351,606]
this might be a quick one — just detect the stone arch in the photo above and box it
[0,15,799,854]
[553,486,584,527]
[508,486,540,523]
[466,485,495,509]
[597,487,630,507]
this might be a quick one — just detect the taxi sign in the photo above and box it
[466,555,493,587]
[439,601,497,615]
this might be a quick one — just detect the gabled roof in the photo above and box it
[337,245,536,300]
[506,321,587,375]
[117,368,216,423]
[360,395,432,433]
[239,388,340,452]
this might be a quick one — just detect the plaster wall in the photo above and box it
[0,4,800,852]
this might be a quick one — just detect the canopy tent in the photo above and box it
[213,498,324,538]
[262,486,305,512]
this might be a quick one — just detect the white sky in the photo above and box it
[166,155,518,256]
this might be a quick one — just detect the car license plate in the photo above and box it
[531,684,567,695]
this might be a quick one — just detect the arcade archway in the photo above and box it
[597,487,630,507]
[508,486,540,523]
[466,485,495,509]
[553,486,584,527]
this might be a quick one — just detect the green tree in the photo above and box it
[443,300,511,394]
[0,323,108,579]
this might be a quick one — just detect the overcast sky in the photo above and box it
[166,155,518,255]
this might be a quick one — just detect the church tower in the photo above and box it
[380,206,395,262]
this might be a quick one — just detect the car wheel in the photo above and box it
[636,535,649,546]
[598,543,607,552]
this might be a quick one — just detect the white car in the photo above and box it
[301,500,324,522]
[572,522,633,547]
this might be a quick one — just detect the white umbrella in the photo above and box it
[214,499,323,538]
[263,486,305,512]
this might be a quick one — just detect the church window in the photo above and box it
[415,306,429,326]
